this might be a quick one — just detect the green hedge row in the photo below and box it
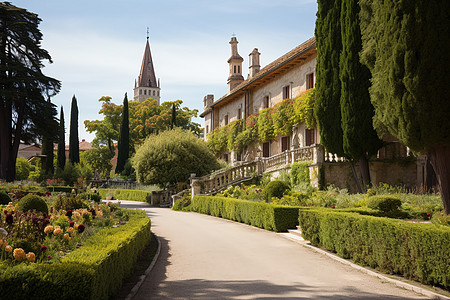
[189,195,299,232]
[0,209,151,300]
[298,209,450,290]
[98,188,150,202]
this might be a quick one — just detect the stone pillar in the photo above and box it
[314,145,325,164]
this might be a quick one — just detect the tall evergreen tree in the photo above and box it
[68,95,79,164]
[57,107,66,170]
[0,3,60,181]
[360,0,450,213]
[339,0,382,188]
[314,0,345,158]
[115,93,129,174]
[171,103,177,129]
[41,96,57,176]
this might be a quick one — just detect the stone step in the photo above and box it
[287,229,303,237]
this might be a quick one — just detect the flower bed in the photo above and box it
[298,208,450,290]
[188,195,300,232]
[0,208,151,299]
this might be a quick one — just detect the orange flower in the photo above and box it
[13,248,26,260]
[26,252,36,263]
[44,225,54,234]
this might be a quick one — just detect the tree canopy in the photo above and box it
[132,128,220,187]
[84,97,201,153]
[0,3,60,181]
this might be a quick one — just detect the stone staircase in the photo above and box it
[280,226,306,243]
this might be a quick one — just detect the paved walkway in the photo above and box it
[118,201,430,299]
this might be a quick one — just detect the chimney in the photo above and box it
[249,48,261,78]
[204,94,214,108]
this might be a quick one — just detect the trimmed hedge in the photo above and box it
[189,195,300,232]
[0,209,151,300]
[98,188,150,202]
[298,209,450,290]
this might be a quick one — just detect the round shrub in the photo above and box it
[263,180,290,202]
[16,194,48,214]
[367,195,402,212]
[0,192,11,205]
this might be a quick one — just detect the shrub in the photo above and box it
[15,157,32,181]
[189,195,300,232]
[98,189,150,202]
[290,161,310,185]
[298,209,450,289]
[367,195,402,212]
[0,192,11,205]
[76,192,101,203]
[172,193,191,211]
[54,195,88,211]
[262,180,290,201]
[16,194,48,214]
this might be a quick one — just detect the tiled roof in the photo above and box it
[206,37,316,111]
[137,40,158,88]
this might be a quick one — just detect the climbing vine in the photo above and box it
[207,88,316,155]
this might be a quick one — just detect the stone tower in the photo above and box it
[134,36,160,104]
[227,36,244,92]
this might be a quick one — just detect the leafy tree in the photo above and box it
[132,128,220,187]
[0,3,60,181]
[80,147,113,178]
[314,0,345,158]
[171,102,177,129]
[69,95,79,164]
[360,0,450,213]
[85,97,201,154]
[57,106,66,170]
[115,93,129,174]
[339,0,382,188]
[15,157,31,180]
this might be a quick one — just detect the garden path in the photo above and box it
[118,200,430,300]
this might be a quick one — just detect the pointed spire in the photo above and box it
[137,39,157,88]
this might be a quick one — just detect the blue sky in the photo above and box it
[10,0,318,141]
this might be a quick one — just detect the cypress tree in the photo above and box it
[360,0,450,213]
[41,97,56,176]
[339,0,382,188]
[314,0,345,158]
[57,106,66,170]
[68,95,79,164]
[115,93,129,174]
[171,103,177,129]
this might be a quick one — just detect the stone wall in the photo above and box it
[312,159,418,193]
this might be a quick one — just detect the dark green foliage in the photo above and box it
[367,195,402,213]
[57,106,66,170]
[290,162,310,185]
[76,192,101,203]
[339,0,382,161]
[54,195,87,211]
[360,0,450,153]
[120,159,136,181]
[172,193,191,211]
[56,162,80,186]
[132,128,220,187]
[115,93,129,174]
[0,3,60,182]
[81,147,113,178]
[16,194,48,214]
[15,157,32,180]
[314,0,345,157]
[189,195,300,232]
[47,186,76,193]
[69,95,80,164]
[263,180,290,201]
[0,210,151,300]
[0,191,11,205]
[298,209,450,289]
[360,0,450,214]
[97,189,151,202]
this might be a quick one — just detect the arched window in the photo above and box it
[238,65,240,73]
[234,65,236,73]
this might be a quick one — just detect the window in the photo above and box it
[144,90,147,95]
[238,65,240,73]
[281,136,290,152]
[234,65,237,73]
[263,96,269,109]
[224,115,229,126]
[282,85,290,100]
[237,108,242,120]
[206,125,209,134]
[306,73,314,89]
[263,142,270,157]
[139,89,142,95]
[305,129,315,146]
[157,91,160,96]
[153,90,156,96]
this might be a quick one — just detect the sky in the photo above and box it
[10,0,318,142]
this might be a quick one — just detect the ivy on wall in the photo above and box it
[207,89,316,155]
